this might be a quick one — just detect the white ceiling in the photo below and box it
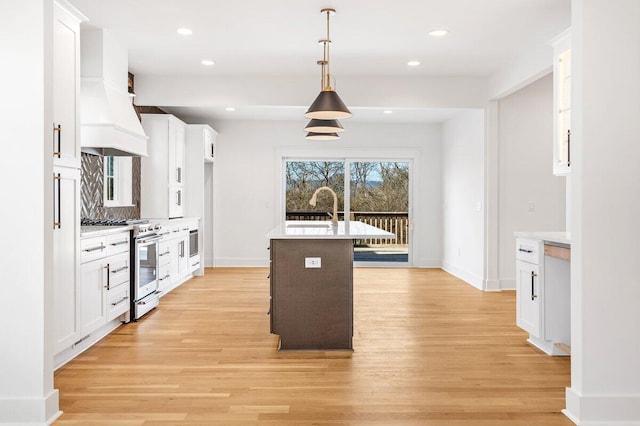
[68,0,571,125]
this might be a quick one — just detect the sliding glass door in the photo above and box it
[350,161,409,263]
[284,159,411,266]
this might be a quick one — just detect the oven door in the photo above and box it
[135,234,161,301]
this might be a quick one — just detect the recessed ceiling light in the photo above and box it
[225,107,236,112]
[428,29,449,37]
[383,110,393,114]
[177,28,193,36]
[201,59,215,66]
[407,61,420,67]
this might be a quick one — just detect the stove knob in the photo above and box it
[155,225,161,230]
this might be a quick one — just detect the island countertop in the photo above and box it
[514,231,571,246]
[267,221,396,240]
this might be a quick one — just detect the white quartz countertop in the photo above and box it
[80,225,132,238]
[267,221,396,240]
[514,231,571,245]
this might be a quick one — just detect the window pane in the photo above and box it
[285,161,344,221]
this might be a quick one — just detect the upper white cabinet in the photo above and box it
[52,1,84,169]
[551,30,571,176]
[140,114,187,218]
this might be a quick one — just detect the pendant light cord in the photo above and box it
[324,10,331,90]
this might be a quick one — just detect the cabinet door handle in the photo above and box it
[530,271,538,301]
[53,173,61,229]
[111,296,128,307]
[567,129,571,167]
[104,264,110,290]
[177,190,182,206]
[177,167,182,183]
[110,240,129,247]
[518,248,533,253]
[111,265,129,274]
[159,251,170,257]
[211,143,214,158]
[53,123,61,158]
[84,245,105,253]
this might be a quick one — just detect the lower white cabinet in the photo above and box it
[516,260,541,337]
[159,221,192,295]
[79,231,131,338]
[515,237,570,356]
[52,167,81,354]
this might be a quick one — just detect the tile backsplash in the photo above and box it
[80,153,141,219]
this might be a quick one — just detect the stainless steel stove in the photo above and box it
[81,218,164,321]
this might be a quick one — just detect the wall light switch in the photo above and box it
[305,257,321,268]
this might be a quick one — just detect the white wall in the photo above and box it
[441,110,486,289]
[565,1,640,423]
[497,74,566,289]
[0,0,59,423]
[212,120,443,267]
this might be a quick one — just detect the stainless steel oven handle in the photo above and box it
[138,290,162,305]
[137,235,162,244]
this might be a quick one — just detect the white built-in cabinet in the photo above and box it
[158,221,193,295]
[515,237,570,356]
[140,114,187,219]
[79,232,131,338]
[52,0,83,169]
[52,168,81,353]
[185,124,217,272]
[52,0,85,355]
[551,30,571,176]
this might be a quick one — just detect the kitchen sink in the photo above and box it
[286,223,333,228]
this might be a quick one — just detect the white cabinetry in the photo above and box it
[79,231,131,337]
[159,221,192,295]
[52,168,81,353]
[140,114,187,219]
[53,0,83,169]
[515,237,570,356]
[185,124,217,271]
[551,30,571,176]
[52,0,85,356]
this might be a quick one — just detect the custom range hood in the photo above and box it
[80,29,148,156]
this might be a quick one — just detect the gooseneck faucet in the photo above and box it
[309,186,339,226]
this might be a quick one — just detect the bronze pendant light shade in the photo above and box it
[305,91,351,120]
[305,132,340,141]
[304,118,344,133]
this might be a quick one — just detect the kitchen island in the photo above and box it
[267,221,395,350]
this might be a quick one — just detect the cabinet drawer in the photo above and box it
[81,236,106,263]
[516,238,542,264]
[106,232,130,256]
[107,285,129,322]
[190,254,201,272]
[107,252,130,289]
[158,241,171,266]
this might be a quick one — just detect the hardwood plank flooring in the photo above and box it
[54,268,572,425]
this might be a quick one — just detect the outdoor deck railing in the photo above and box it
[285,211,409,246]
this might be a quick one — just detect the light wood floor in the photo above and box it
[54,268,573,425]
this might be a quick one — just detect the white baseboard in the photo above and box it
[564,387,640,425]
[441,261,483,290]
[414,258,442,268]
[500,278,516,290]
[54,319,123,370]
[484,278,501,292]
[0,388,61,425]
[214,258,269,267]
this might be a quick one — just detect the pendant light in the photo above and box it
[305,132,341,140]
[304,59,344,137]
[305,8,352,120]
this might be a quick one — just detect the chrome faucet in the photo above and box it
[309,186,339,226]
